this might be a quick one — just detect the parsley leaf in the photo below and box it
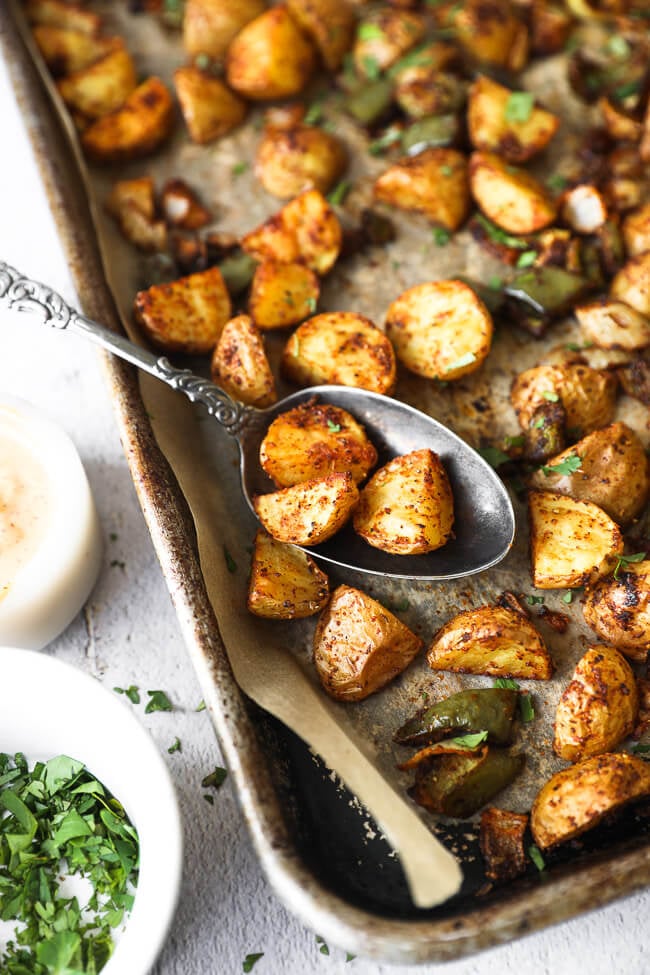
[145,690,174,713]
[542,390,559,402]
[196,699,207,712]
[613,551,646,580]
[231,161,248,178]
[475,214,528,249]
[358,22,385,41]
[493,678,519,689]
[114,685,140,705]
[526,595,545,605]
[304,101,324,125]
[243,951,265,971]
[478,446,510,468]
[327,180,351,206]
[223,546,237,573]
[168,738,182,754]
[516,250,537,268]
[433,227,451,246]
[448,730,488,749]
[504,91,535,123]
[528,844,546,871]
[202,767,228,790]
[519,693,535,723]
[327,420,342,432]
[316,935,330,955]
[540,453,582,477]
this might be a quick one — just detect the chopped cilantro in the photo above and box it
[114,685,140,705]
[475,214,528,249]
[528,844,546,872]
[243,953,265,972]
[516,250,537,268]
[504,91,535,123]
[448,731,488,749]
[526,595,545,605]
[232,161,248,178]
[168,738,182,754]
[202,767,228,790]
[145,689,173,713]
[316,935,330,955]
[358,22,385,41]
[478,445,510,468]
[613,551,646,580]
[224,546,237,573]
[327,420,342,432]
[493,677,519,689]
[540,453,582,477]
[446,351,477,372]
[433,227,451,246]
[327,180,351,205]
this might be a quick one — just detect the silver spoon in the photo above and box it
[0,261,514,580]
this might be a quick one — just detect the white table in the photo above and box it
[1,53,649,975]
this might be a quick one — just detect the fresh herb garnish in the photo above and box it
[433,227,451,246]
[196,699,207,712]
[526,595,545,605]
[516,250,537,268]
[231,161,248,178]
[202,767,228,790]
[488,275,504,290]
[519,693,535,723]
[449,731,489,749]
[327,420,342,432]
[542,390,559,402]
[504,434,525,448]
[368,124,402,155]
[630,743,650,754]
[316,935,330,955]
[504,91,535,123]
[358,22,385,41]
[304,101,324,125]
[243,953,265,972]
[606,35,630,59]
[361,55,381,80]
[546,174,568,192]
[306,296,317,313]
[613,551,646,580]
[168,738,182,754]
[114,685,140,704]
[528,844,546,871]
[446,351,477,372]
[440,165,453,177]
[562,591,574,604]
[540,453,582,477]
[614,80,641,100]
[145,689,174,713]
[478,446,510,468]
[493,678,519,689]
[475,214,528,250]
[327,180,351,205]
[346,953,356,962]
[224,546,237,573]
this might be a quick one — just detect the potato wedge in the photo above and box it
[210,314,276,408]
[32,26,117,76]
[480,807,528,883]
[160,179,211,230]
[385,280,493,381]
[394,69,466,121]
[450,0,527,70]
[255,123,347,199]
[353,448,454,555]
[183,0,265,59]
[134,266,231,355]
[611,251,650,316]
[528,490,623,590]
[248,260,320,330]
[286,0,356,71]
[469,151,557,235]
[554,646,639,763]
[576,298,650,352]
[253,472,359,545]
[530,752,650,850]
[623,203,650,259]
[81,77,174,164]
[282,312,396,394]
[561,184,608,235]
[468,75,559,163]
[57,45,137,123]
[353,9,425,78]
[374,149,469,231]
[598,96,643,143]
[247,530,329,619]
[174,67,247,145]
[226,6,316,101]
[427,605,553,680]
[528,423,649,526]
[242,190,342,275]
[313,584,423,701]
[26,0,101,35]
[583,561,650,662]
[105,176,167,253]
[260,400,377,488]
[511,363,617,439]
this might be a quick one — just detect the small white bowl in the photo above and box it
[0,647,183,975]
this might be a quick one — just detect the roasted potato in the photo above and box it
[450,0,528,70]
[583,561,650,662]
[26,0,101,34]
[553,645,639,763]
[480,807,529,884]
[226,6,316,101]
[623,203,650,258]
[57,44,136,123]
[210,314,276,408]
[427,605,554,680]
[134,266,231,355]
[105,176,167,252]
[353,449,454,555]
[255,123,347,199]
[395,69,467,121]
[174,67,247,145]
[611,251,650,316]
[511,363,617,439]
[160,179,211,230]
[313,584,422,701]
[528,423,649,526]
[353,9,425,78]
[528,490,623,590]
[183,0,266,59]
[81,77,174,164]
[530,752,650,850]
[530,0,573,55]
[282,312,396,394]
[374,148,469,231]
[259,400,377,488]
[254,472,359,546]
[384,280,493,381]
[467,75,559,163]
[561,184,608,235]
[32,26,117,76]
[576,298,650,352]
[469,151,557,235]
[242,190,342,275]
[248,261,320,330]
[286,0,356,71]
[598,96,643,144]
[247,530,329,619]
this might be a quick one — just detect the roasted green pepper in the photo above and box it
[505,267,593,337]
[401,114,459,154]
[218,252,257,295]
[394,688,518,748]
[525,401,566,463]
[406,745,525,818]
[344,78,394,126]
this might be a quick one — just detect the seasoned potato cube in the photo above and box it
[353,9,425,78]
[242,190,342,275]
[530,0,573,55]
[282,312,396,394]
[247,530,329,619]
[583,561,650,662]
[528,490,623,590]
[480,807,529,883]
[374,148,469,231]
[210,315,276,408]
[248,261,320,330]
[286,0,356,71]
[623,203,650,258]
[255,123,347,199]
[160,179,211,230]
[226,6,316,101]
[554,646,639,763]
[385,280,493,381]
[528,423,649,526]
[81,77,174,164]
[394,68,466,120]
[259,400,377,487]
[26,0,101,34]
[576,298,650,352]
[561,184,608,235]
[253,472,359,545]
[511,364,617,439]
[313,584,423,701]
[106,177,167,253]
[468,75,558,163]
[57,45,137,122]
[134,266,231,355]
[469,151,557,235]
[183,0,266,59]
[173,67,246,145]
[353,448,454,555]
[531,753,650,850]
[598,96,643,143]
[450,0,528,70]
[611,251,650,316]
[427,605,553,680]
[32,26,116,76]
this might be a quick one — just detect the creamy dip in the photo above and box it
[0,432,51,603]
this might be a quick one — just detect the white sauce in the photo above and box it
[0,432,51,603]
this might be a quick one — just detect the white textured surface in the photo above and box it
[2,52,650,975]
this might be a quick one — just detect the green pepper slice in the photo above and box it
[409,746,525,818]
[394,688,518,747]
[218,252,257,295]
[344,78,394,126]
[401,114,459,154]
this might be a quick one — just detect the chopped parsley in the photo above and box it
[542,390,559,402]
[114,685,141,704]
[440,165,454,177]
[202,767,228,790]
[488,275,504,290]
[493,678,519,689]
[478,445,510,468]
[168,738,182,754]
[540,453,582,477]
[504,91,535,124]
[196,699,207,712]
[327,180,351,206]
[519,693,535,723]
[613,551,646,580]
[316,935,330,955]
[475,214,528,250]
[368,125,402,155]
[327,420,342,433]
[145,689,174,713]
[448,731,488,749]
[562,590,574,604]
[224,546,237,573]
[304,101,324,125]
[433,227,451,246]
[526,595,545,605]
[306,296,317,313]
[528,844,546,872]
[361,55,381,80]
[606,35,630,59]
[358,22,385,41]
[546,174,568,192]
[504,434,525,448]
[516,250,537,268]
[630,743,650,755]
[231,161,248,178]
[243,953,265,972]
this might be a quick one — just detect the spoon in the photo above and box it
[0,261,514,580]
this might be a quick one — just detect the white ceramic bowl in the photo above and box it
[0,647,183,975]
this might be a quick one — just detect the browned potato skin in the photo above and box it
[528,423,650,526]
[469,151,557,235]
[256,123,347,199]
[32,26,117,76]
[374,149,469,231]
[623,203,650,258]
[26,0,101,35]
[611,251,650,316]
[353,448,454,555]
[174,67,247,145]
[160,179,212,231]
[247,530,329,619]
[480,807,529,883]
[583,562,650,662]
[211,315,276,408]
[598,96,643,143]
[282,312,396,394]
[450,0,527,70]
[511,364,617,440]
[254,472,359,545]
[353,9,425,78]
[576,298,650,352]
[81,77,174,164]
[530,752,650,850]
[57,45,136,123]
[260,401,377,488]
[134,266,232,355]
[313,585,423,701]
[242,190,342,275]
[248,261,320,330]
[468,75,559,163]
[105,177,167,253]
[427,605,554,680]
[226,6,317,101]
[553,646,639,763]
[286,0,356,71]
[528,491,623,590]
[183,0,266,59]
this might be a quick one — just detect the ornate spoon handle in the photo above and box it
[0,261,251,435]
